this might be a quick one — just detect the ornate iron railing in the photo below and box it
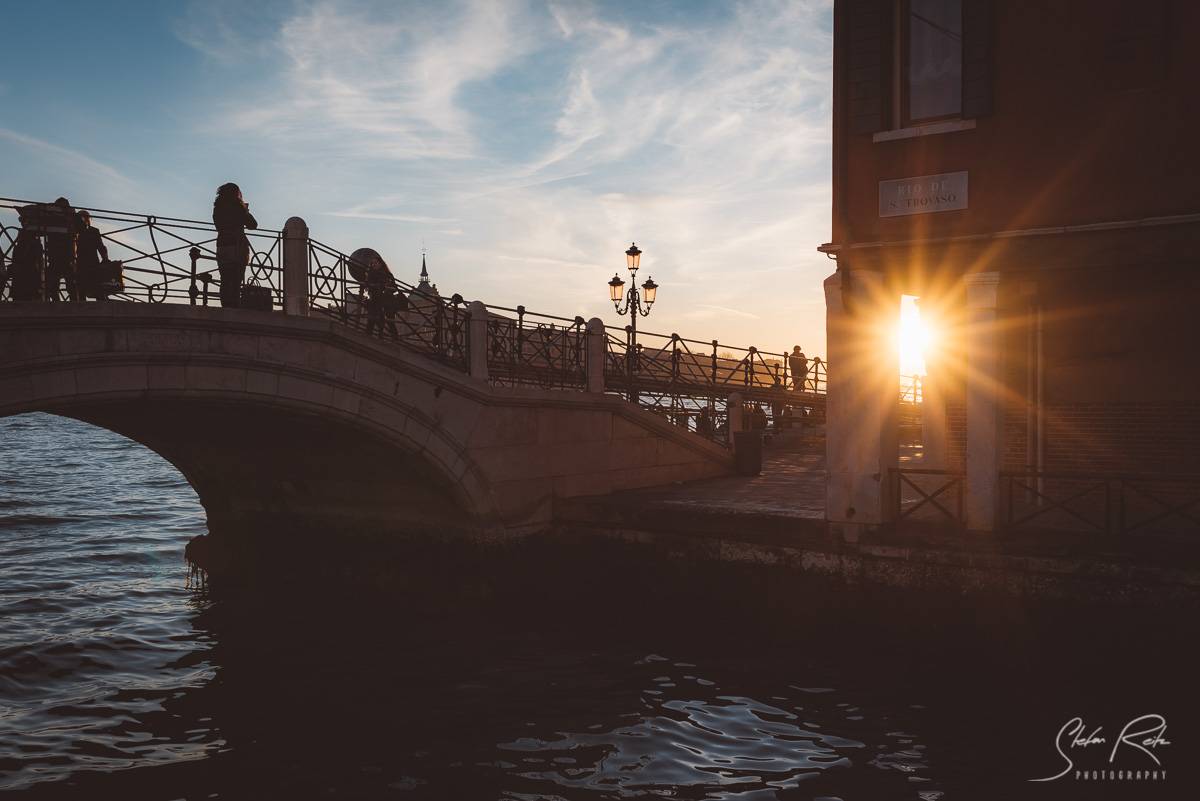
[600,327,826,444]
[305,237,469,370]
[1,198,282,306]
[484,305,588,390]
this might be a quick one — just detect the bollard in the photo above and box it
[586,317,606,393]
[468,301,489,381]
[282,217,309,316]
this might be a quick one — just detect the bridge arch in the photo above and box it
[0,308,498,540]
[1,303,734,581]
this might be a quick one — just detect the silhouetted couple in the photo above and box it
[212,183,258,308]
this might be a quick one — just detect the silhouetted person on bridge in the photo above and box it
[212,183,258,308]
[44,198,78,302]
[349,247,407,340]
[696,407,714,437]
[75,211,109,300]
[10,229,44,302]
[366,273,407,340]
[789,346,808,392]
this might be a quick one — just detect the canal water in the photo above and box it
[0,413,1190,799]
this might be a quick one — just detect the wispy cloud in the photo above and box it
[0,128,131,186]
[206,0,535,161]
[326,210,456,224]
[171,1,279,63]
[684,304,763,320]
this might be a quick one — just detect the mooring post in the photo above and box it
[468,301,489,381]
[586,317,606,393]
[282,217,309,316]
[727,391,745,449]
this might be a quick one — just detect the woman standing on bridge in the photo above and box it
[212,183,258,308]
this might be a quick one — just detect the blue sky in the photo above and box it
[1,0,834,354]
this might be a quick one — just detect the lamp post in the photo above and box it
[608,243,659,402]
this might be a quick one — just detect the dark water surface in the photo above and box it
[0,414,1192,800]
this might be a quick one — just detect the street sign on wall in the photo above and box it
[879,171,968,218]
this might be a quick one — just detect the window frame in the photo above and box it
[898,0,964,128]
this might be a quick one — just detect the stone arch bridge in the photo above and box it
[0,201,832,577]
[0,303,737,540]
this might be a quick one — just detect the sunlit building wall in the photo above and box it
[822,0,1199,531]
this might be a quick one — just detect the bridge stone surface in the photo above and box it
[0,303,732,540]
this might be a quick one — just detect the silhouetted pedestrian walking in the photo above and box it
[212,183,258,308]
[789,346,808,391]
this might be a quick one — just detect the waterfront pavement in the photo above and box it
[611,429,827,522]
[558,428,1200,606]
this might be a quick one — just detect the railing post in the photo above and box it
[282,217,309,316]
[468,301,489,381]
[188,247,201,306]
[516,306,526,372]
[586,317,606,394]
[727,391,745,449]
[671,334,680,382]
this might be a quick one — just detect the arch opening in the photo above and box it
[3,398,481,585]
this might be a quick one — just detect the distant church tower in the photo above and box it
[415,251,438,296]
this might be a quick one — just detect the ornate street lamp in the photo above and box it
[609,243,657,323]
[608,243,658,402]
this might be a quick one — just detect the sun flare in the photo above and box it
[898,295,934,377]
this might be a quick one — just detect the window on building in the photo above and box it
[846,0,989,136]
[903,0,962,124]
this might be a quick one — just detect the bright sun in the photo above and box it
[898,295,933,377]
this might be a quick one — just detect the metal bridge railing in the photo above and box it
[483,305,588,391]
[305,237,469,371]
[1,198,283,307]
[598,327,829,445]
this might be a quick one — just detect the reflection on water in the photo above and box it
[0,414,1191,800]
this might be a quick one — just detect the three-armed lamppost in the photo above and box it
[608,243,658,401]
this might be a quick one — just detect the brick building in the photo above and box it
[820,0,1200,533]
